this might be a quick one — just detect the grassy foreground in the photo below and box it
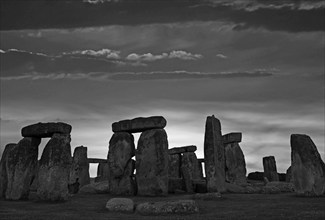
[0,193,324,220]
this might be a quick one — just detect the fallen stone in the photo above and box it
[136,129,169,196]
[204,115,226,192]
[265,182,294,192]
[69,146,90,194]
[88,158,107,163]
[0,144,17,198]
[79,181,109,194]
[225,142,247,185]
[136,200,199,215]
[223,132,242,144]
[5,138,40,200]
[291,134,325,196]
[106,198,134,213]
[21,122,72,138]
[37,133,72,201]
[261,185,281,194]
[112,116,166,133]
[168,154,181,178]
[168,145,197,155]
[181,152,203,193]
[168,178,185,193]
[108,132,136,196]
[95,162,109,182]
[263,156,279,182]
[192,192,222,200]
[225,182,247,193]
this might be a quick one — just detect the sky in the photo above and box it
[0,0,324,177]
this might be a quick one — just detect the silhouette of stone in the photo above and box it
[112,116,166,133]
[291,134,325,196]
[88,158,107,163]
[136,129,169,196]
[5,138,40,200]
[136,200,199,215]
[168,145,197,155]
[22,122,72,138]
[37,133,72,201]
[69,146,90,194]
[193,179,207,193]
[108,132,135,195]
[278,173,286,182]
[95,162,109,182]
[223,132,242,144]
[168,154,181,178]
[168,178,185,193]
[263,156,279,182]
[225,142,247,185]
[198,158,205,163]
[247,171,264,181]
[79,181,109,194]
[204,115,226,192]
[106,198,135,213]
[0,144,17,198]
[29,161,39,192]
[286,166,292,183]
[181,152,203,193]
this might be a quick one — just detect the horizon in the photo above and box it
[1,0,324,177]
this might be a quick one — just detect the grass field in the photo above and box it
[0,193,324,220]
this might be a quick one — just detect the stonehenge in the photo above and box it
[1,115,324,203]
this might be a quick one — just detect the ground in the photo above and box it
[0,193,324,220]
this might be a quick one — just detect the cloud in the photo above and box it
[63,49,121,59]
[126,50,203,62]
[216,53,228,59]
[1,0,323,32]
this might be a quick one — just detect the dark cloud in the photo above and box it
[0,0,324,32]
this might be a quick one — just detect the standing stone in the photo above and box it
[168,154,181,178]
[286,166,292,183]
[0,144,17,198]
[69,146,90,194]
[263,156,279,182]
[5,138,40,200]
[108,132,135,196]
[181,152,203,193]
[22,122,72,138]
[112,116,167,133]
[95,162,109,182]
[136,129,169,196]
[37,133,72,201]
[225,142,247,185]
[204,115,226,192]
[291,134,325,196]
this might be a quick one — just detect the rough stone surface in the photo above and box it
[168,145,197,155]
[136,200,199,215]
[225,142,247,185]
[95,162,109,182]
[112,116,166,133]
[291,134,325,196]
[37,133,72,201]
[168,178,185,193]
[22,122,72,138]
[225,182,247,193]
[88,158,107,163]
[5,138,40,200]
[286,166,292,183]
[263,156,279,182]
[0,144,16,198]
[79,181,109,194]
[69,146,90,194]
[223,132,242,144]
[181,152,203,193]
[204,115,226,192]
[192,192,222,200]
[265,182,294,192]
[106,198,135,213]
[136,129,169,196]
[261,185,281,194]
[29,161,39,192]
[247,172,264,181]
[108,132,136,196]
[168,154,181,178]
